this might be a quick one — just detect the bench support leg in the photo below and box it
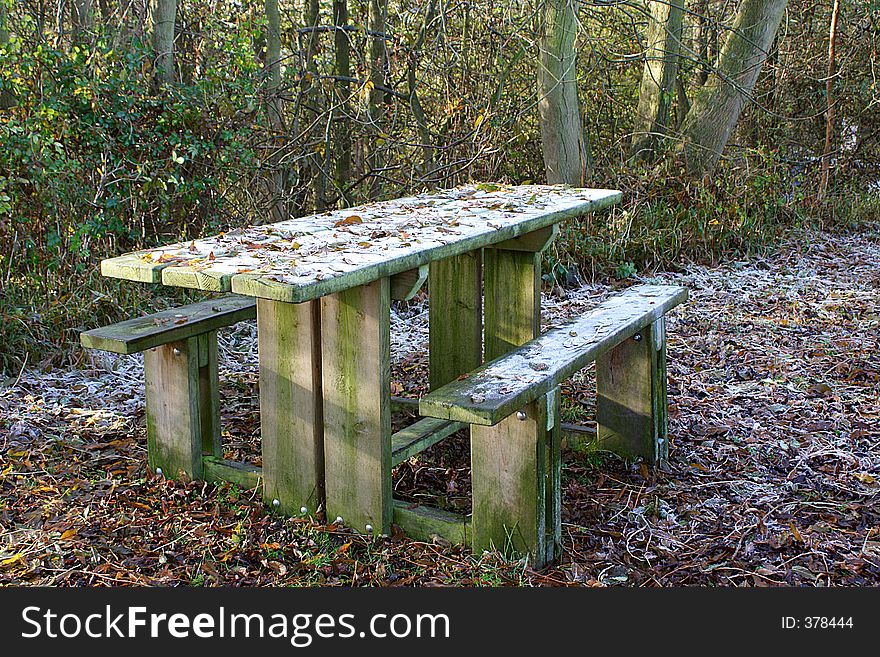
[471,392,559,567]
[197,330,221,458]
[258,298,325,516]
[428,251,482,390]
[322,278,392,534]
[596,317,668,464]
[144,338,204,480]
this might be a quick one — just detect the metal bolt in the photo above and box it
[633,333,642,342]
[365,524,373,534]
[300,506,308,515]
[272,499,280,507]
[335,516,344,525]
[516,411,527,421]
[173,347,181,356]
[156,467,163,476]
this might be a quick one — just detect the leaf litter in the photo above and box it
[1,227,878,586]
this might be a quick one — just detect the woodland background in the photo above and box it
[0,0,878,373]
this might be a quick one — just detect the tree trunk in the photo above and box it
[818,0,840,199]
[366,0,388,198]
[71,0,94,41]
[0,3,13,109]
[407,0,438,181]
[631,0,684,161]
[537,0,590,185]
[149,0,178,85]
[263,0,286,223]
[678,0,788,176]
[333,0,351,201]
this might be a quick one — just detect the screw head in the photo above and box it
[516,410,527,421]
[300,506,308,514]
[365,524,373,533]
[334,516,344,525]
[156,467,163,476]
[272,499,280,507]
[173,347,182,356]
[633,333,642,342]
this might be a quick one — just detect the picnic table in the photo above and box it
[99,183,622,539]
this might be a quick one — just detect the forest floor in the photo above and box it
[1,225,879,586]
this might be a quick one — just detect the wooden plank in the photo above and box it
[419,285,688,426]
[428,251,482,390]
[101,186,622,302]
[202,457,263,489]
[483,248,540,360]
[322,278,392,534]
[80,295,256,355]
[493,224,559,252]
[392,500,470,545]
[471,397,547,564]
[143,338,203,480]
[390,417,465,467]
[390,265,428,301]
[162,267,231,292]
[100,252,166,284]
[197,330,221,457]
[597,317,668,463]
[473,245,547,563]
[258,298,324,516]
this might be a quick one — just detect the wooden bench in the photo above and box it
[80,295,257,480]
[418,284,688,565]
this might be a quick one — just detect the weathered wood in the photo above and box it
[202,457,263,489]
[391,396,419,411]
[493,224,559,253]
[428,251,482,390]
[471,397,547,564]
[597,317,668,463]
[322,278,392,534]
[100,252,165,284]
[473,245,549,563]
[390,265,428,301]
[257,298,324,516]
[101,185,621,302]
[80,295,256,355]
[545,388,562,564]
[483,248,540,360]
[197,330,221,457]
[144,338,203,479]
[392,500,470,545]
[419,285,688,426]
[390,417,465,467]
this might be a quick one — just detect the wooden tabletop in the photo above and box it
[101,183,621,303]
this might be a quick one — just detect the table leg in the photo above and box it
[321,278,392,534]
[428,251,483,390]
[473,246,560,565]
[257,298,324,516]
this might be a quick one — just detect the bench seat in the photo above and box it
[417,283,687,565]
[419,284,687,426]
[79,295,256,355]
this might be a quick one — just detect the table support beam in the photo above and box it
[428,251,483,390]
[258,298,325,516]
[322,278,392,534]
